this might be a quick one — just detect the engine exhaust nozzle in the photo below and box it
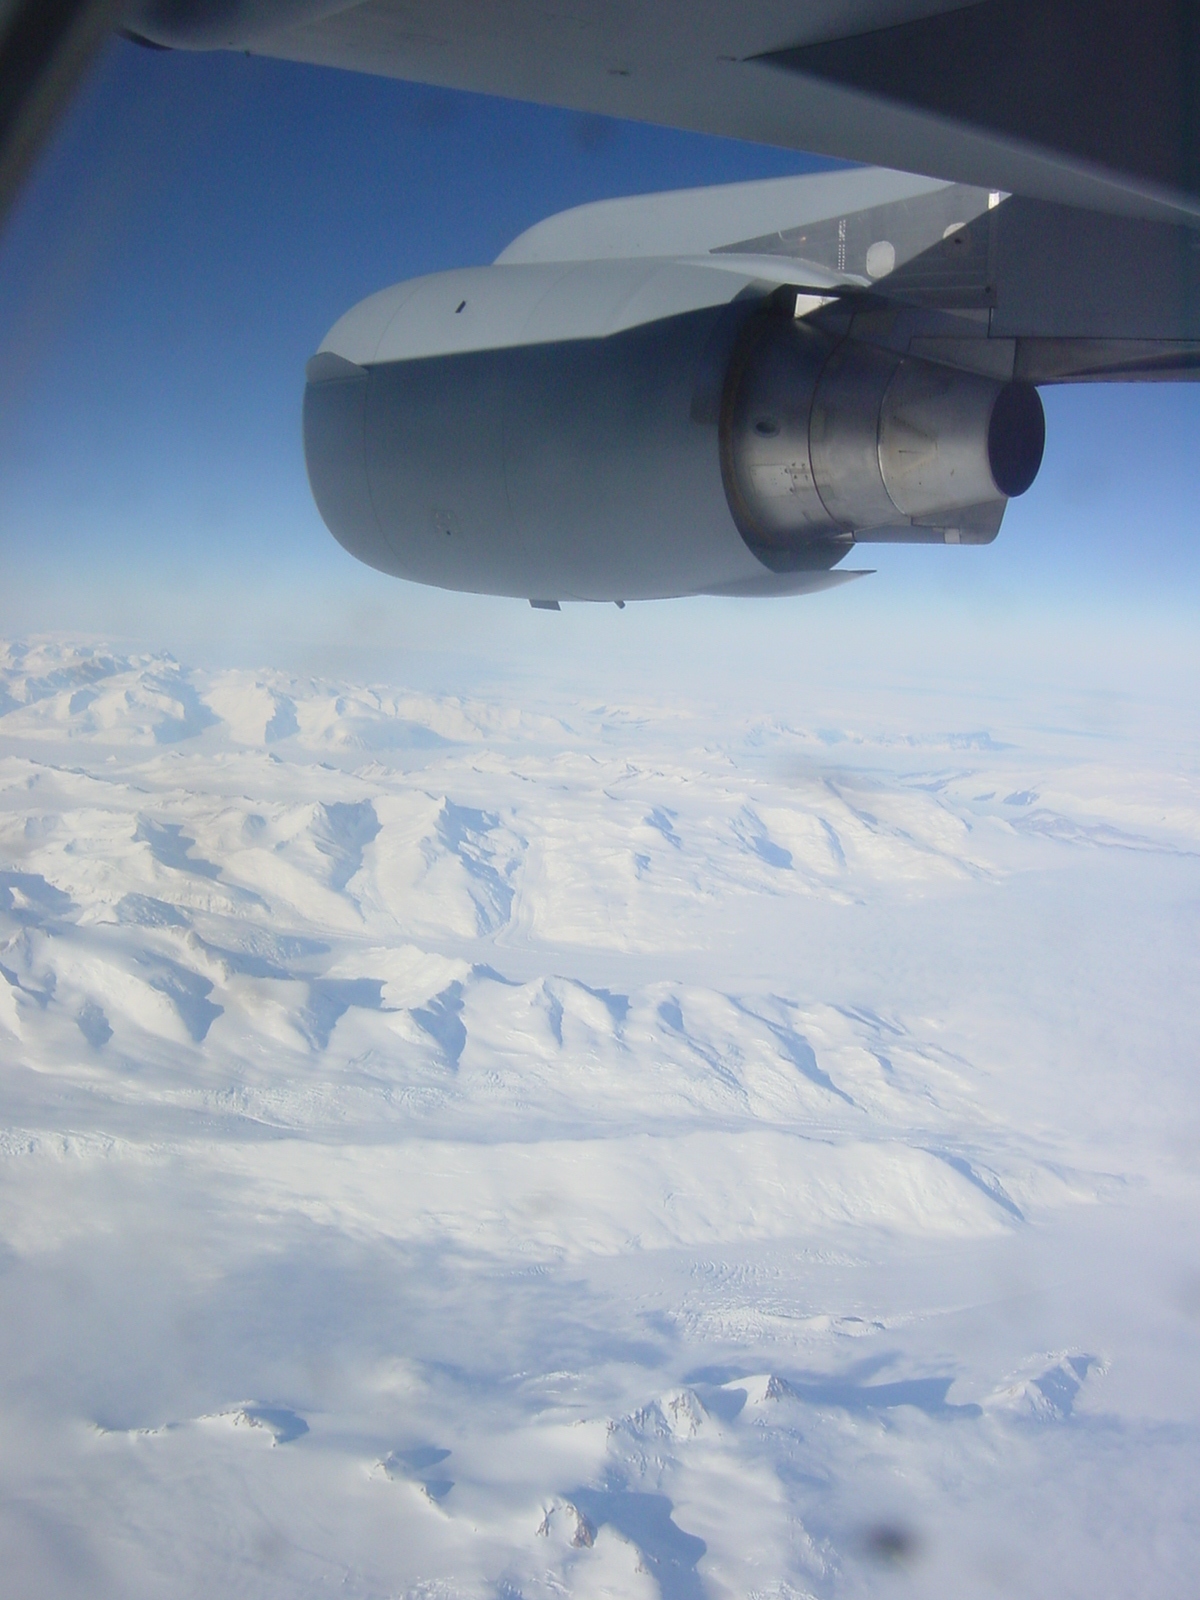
[721,316,1044,563]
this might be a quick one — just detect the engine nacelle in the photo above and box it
[304,267,1044,601]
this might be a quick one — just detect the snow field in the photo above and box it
[1,637,1199,1597]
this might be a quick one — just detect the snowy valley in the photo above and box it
[1,637,1198,1598]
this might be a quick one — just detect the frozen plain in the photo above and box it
[0,634,1199,1599]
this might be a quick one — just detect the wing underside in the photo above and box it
[498,165,1200,384]
[126,0,1200,227]
[116,0,1200,369]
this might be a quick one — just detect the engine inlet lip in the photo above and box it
[988,381,1045,497]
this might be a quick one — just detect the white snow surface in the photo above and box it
[1,636,1199,1598]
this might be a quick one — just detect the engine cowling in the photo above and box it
[303,268,1044,601]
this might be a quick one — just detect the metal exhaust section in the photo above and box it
[720,312,1044,566]
[985,380,1046,497]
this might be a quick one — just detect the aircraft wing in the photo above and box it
[123,0,1200,227]
[507,160,1200,378]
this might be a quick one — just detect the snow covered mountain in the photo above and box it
[1,637,1198,1598]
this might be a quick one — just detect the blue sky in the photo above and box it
[1,37,1198,707]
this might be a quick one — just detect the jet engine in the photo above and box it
[304,265,1044,602]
